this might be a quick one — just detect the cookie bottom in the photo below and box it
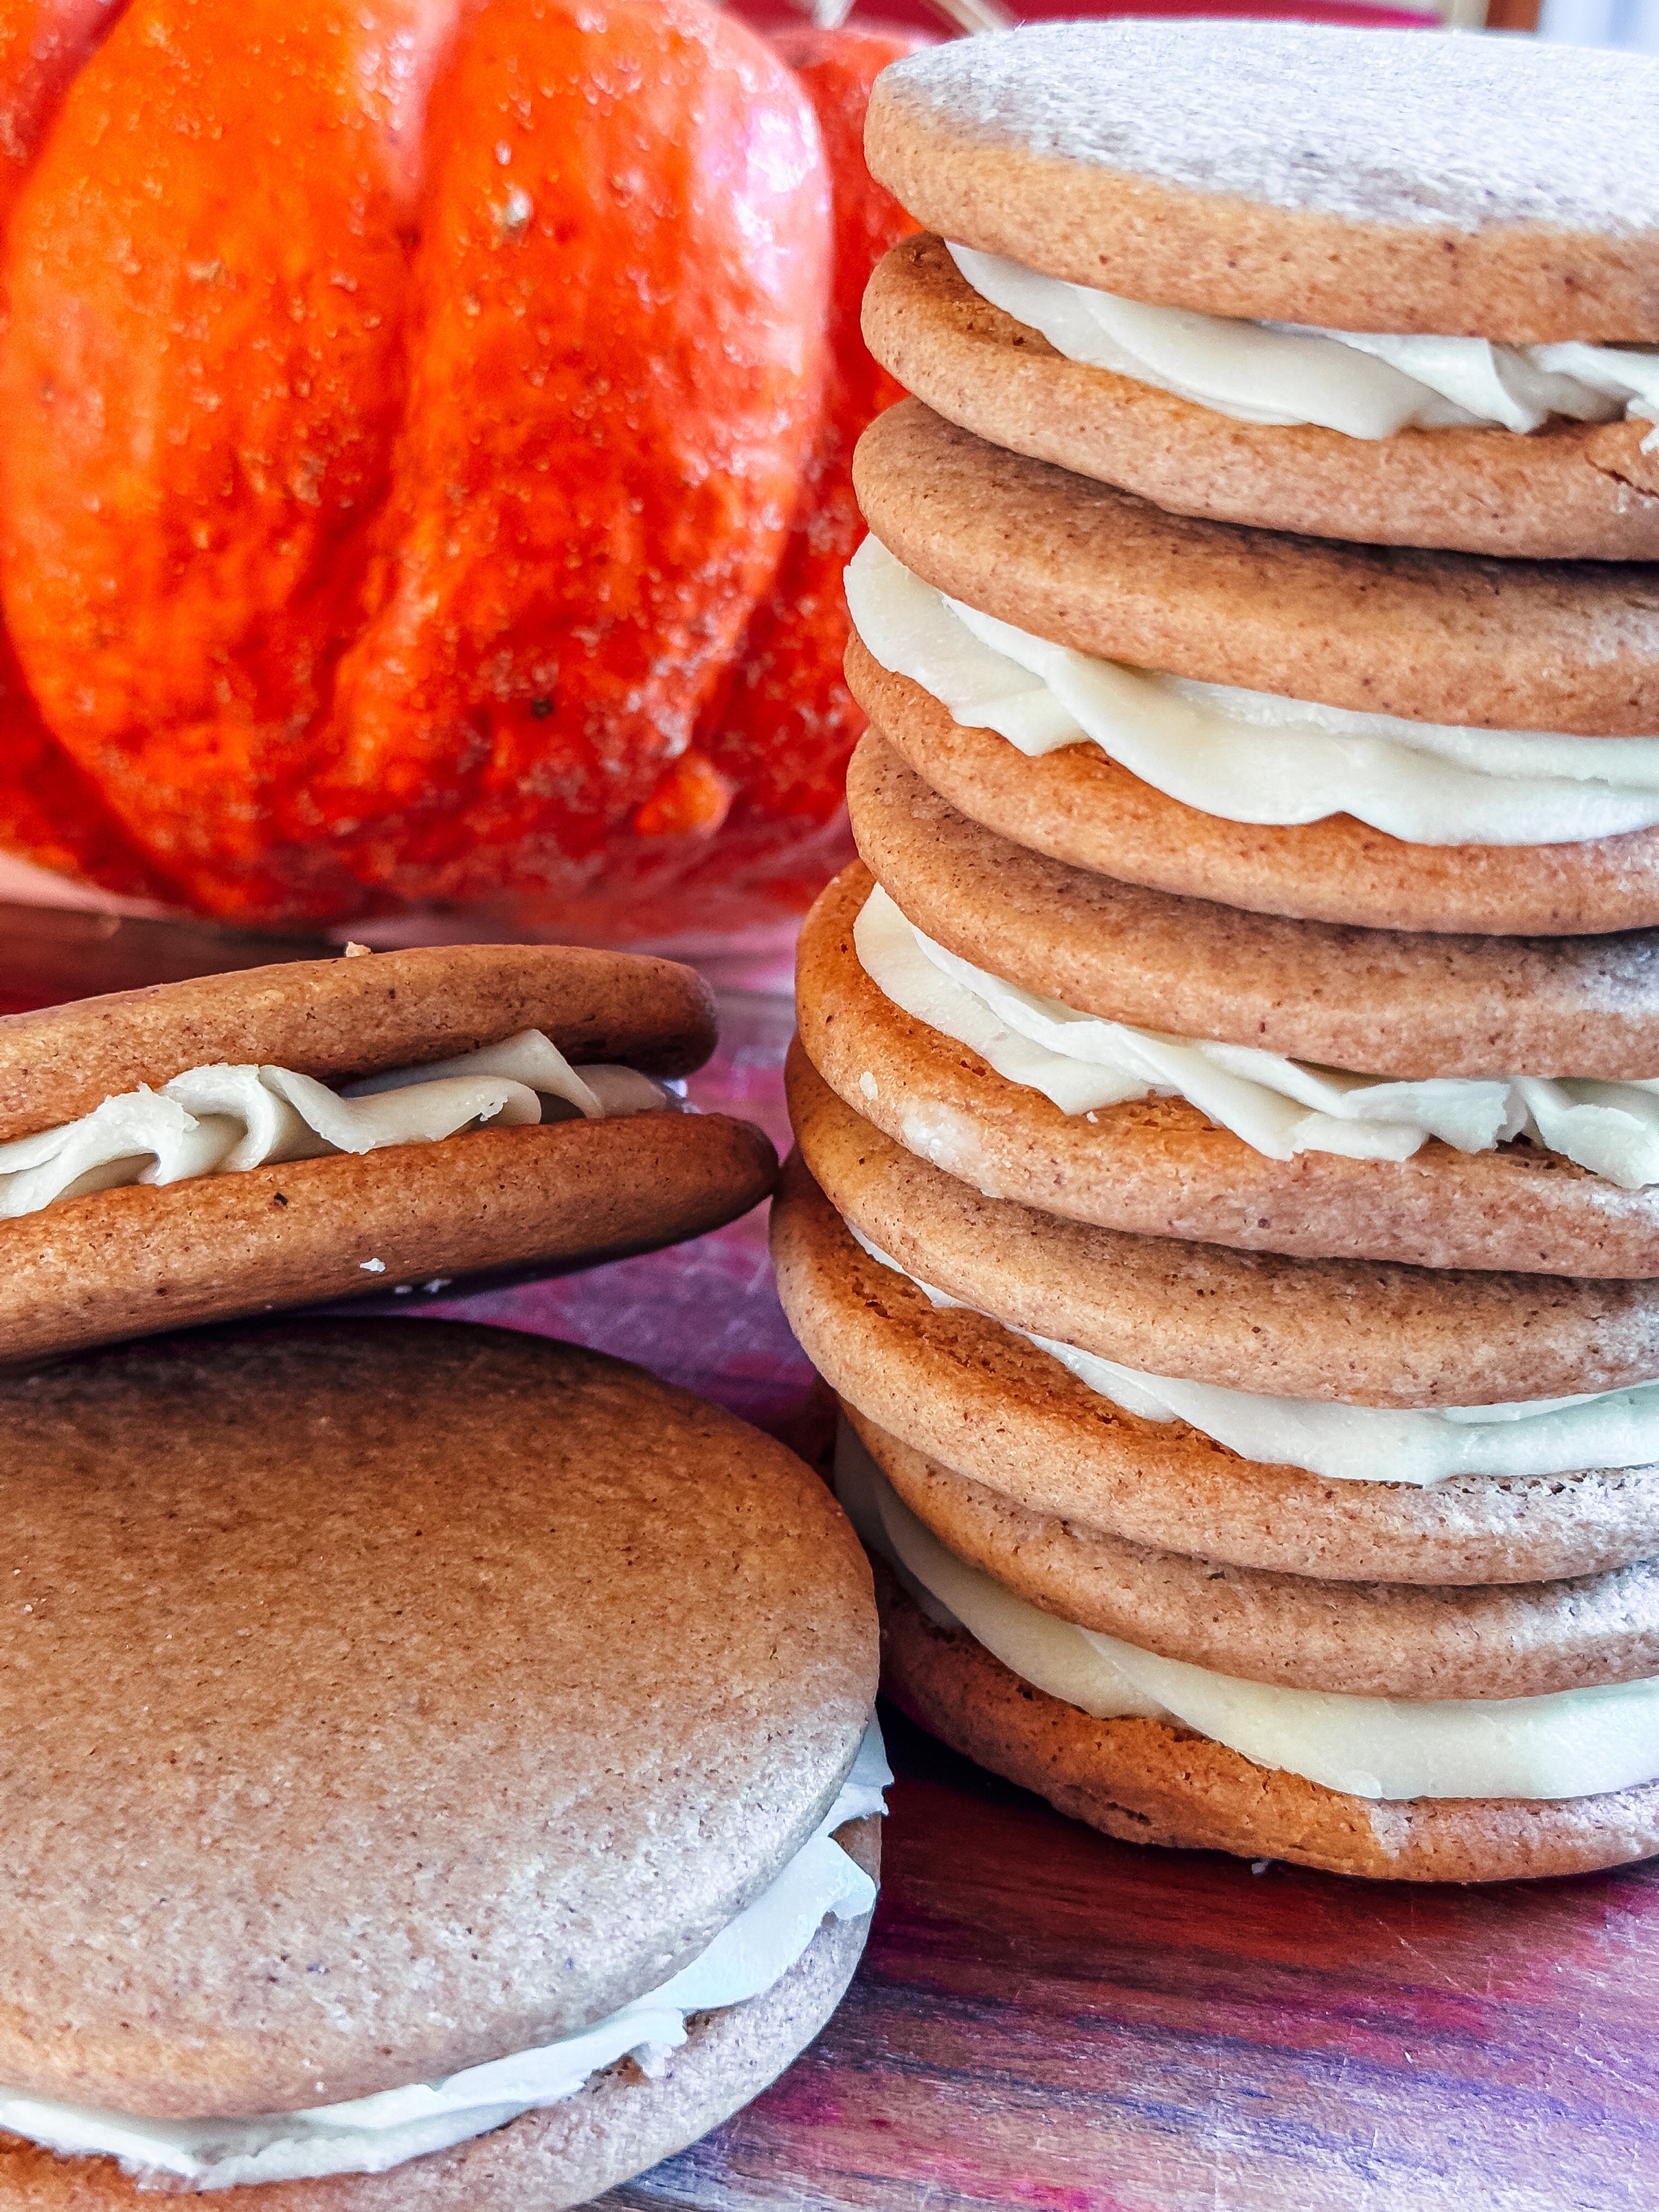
[877,1560,1659,1882]
[0,1824,878,2209]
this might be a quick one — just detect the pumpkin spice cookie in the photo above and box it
[875,1559,1659,1884]
[862,233,1659,563]
[844,633,1659,939]
[0,1320,883,2204]
[845,736,1659,1077]
[797,859,1659,1278]
[862,26,1659,558]
[770,1143,1659,1588]
[854,403,1659,736]
[0,943,777,1364]
[848,1413,1659,1702]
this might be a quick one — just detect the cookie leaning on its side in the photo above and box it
[0,1321,883,2207]
[0,942,776,1364]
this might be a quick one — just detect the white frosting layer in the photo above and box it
[838,1428,1659,1803]
[949,240,1659,445]
[854,883,1659,1190]
[844,536,1659,848]
[0,1724,890,2189]
[848,1221,1659,1482]
[0,1035,673,1220]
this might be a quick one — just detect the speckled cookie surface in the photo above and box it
[877,1565,1659,1883]
[849,737,1659,1080]
[0,1111,778,1367]
[0,1824,879,2211]
[854,402,1659,735]
[862,236,1659,561]
[846,636,1659,939]
[854,1413,1659,1700]
[865,25,1659,341]
[0,1322,877,2118]
[798,860,1659,1278]
[771,1147,1659,1588]
[0,943,718,1146]
[785,1046,1659,1409]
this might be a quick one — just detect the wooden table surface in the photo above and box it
[10,921,1658,2212]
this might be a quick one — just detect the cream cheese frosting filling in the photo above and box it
[846,1220,1659,1482]
[0,1034,675,1220]
[947,241,1659,445]
[854,883,1659,1189]
[844,537,1659,848]
[837,1427,1659,1803]
[0,1722,889,2190]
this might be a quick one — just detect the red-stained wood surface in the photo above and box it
[5,924,1655,2211]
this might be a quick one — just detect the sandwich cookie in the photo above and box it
[0,943,777,1364]
[861,27,1659,560]
[0,1320,882,2204]
[843,623,1659,942]
[847,1412,1659,1703]
[853,405,1659,738]
[806,836,1659,1278]
[771,1135,1659,1589]
[836,1444,1659,1886]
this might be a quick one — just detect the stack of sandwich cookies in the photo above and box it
[772,21,1659,1881]
[0,1322,883,2205]
[0,941,777,1363]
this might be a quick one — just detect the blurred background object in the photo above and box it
[1538,0,1653,49]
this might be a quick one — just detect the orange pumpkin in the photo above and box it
[0,0,919,936]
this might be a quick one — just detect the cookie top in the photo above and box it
[773,1151,1659,1588]
[0,1322,876,2118]
[0,943,718,1144]
[854,402,1659,737]
[861,233,1659,563]
[865,24,1659,341]
[786,1040,1659,1407]
[845,635,1659,940]
[859,1415,1659,1701]
[848,736,1659,1080]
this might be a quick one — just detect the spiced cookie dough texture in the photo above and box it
[0,941,778,1363]
[861,24,1659,557]
[0,1322,883,2206]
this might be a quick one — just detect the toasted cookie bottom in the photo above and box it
[771,1141,1659,1587]
[0,1113,777,1367]
[798,858,1659,1279]
[862,235,1659,563]
[0,1825,877,2210]
[851,1409,1659,1700]
[846,635,1659,939]
[876,1564,1659,1882]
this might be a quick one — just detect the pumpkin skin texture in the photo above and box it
[0,0,459,917]
[0,0,128,229]
[533,20,927,949]
[314,0,831,911]
[0,2,906,939]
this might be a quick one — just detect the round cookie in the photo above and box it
[852,1411,1659,1701]
[854,401,1659,737]
[860,234,1659,563]
[770,1144,1659,1588]
[876,1560,1659,1884]
[0,943,777,1364]
[847,733,1659,1077]
[0,1321,879,2192]
[784,1045,1659,1409]
[845,633,1659,939]
[0,1885,877,2211]
[862,24,1659,341]
[797,859,1659,1278]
